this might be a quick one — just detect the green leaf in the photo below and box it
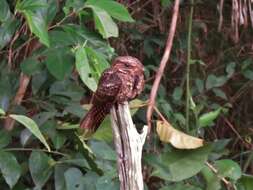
[201,166,221,190]
[96,170,119,190]
[16,0,48,11]
[145,145,211,181]
[206,74,227,90]
[85,47,110,78]
[0,130,11,148]
[195,78,204,93]
[64,167,84,190]
[29,151,54,188]
[238,175,253,190]
[198,108,221,128]
[212,88,227,100]
[0,108,5,115]
[160,183,202,190]
[0,0,12,22]
[45,48,73,80]
[172,87,183,101]
[0,19,20,50]
[86,0,134,22]
[87,5,118,38]
[54,165,68,190]
[0,151,21,188]
[215,159,242,180]
[20,57,43,76]
[23,10,50,47]
[75,46,97,91]
[9,114,51,151]
[161,0,172,8]
[92,117,113,143]
[243,70,253,80]
[89,140,116,161]
[226,62,236,78]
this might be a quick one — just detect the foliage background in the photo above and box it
[0,0,252,189]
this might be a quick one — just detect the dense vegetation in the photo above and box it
[0,0,252,189]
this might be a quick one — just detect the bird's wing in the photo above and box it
[91,69,122,105]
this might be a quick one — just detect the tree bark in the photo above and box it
[110,102,148,190]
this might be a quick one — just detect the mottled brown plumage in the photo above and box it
[80,56,144,136]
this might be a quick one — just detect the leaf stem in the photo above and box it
[186,0,194,132]
[4,148,68,157]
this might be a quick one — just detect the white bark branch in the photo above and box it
[110,102,148,190]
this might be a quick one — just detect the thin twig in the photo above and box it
[205,161,234,190]
[146,0,180,130]
[186,0,194,132]
[4,147,68,157]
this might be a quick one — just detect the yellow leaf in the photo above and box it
[156,120,204,149]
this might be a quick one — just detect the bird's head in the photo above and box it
[112,56,144,74]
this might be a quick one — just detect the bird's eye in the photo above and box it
[124,63,130,67]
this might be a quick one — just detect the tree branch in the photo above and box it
[146,0,180,130]
[110,102,148,190]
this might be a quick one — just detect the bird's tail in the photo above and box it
[79,103,112,137]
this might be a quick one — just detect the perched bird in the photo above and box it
[80,56,144,136]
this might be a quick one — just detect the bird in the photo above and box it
[80,56,145,137]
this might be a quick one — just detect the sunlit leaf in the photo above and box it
[9,114,51,151]
[87,5,118,38]
[215,159,242,180]
[0,151,21,188]
[75,46,97,91]
[23,11,50,47]
[86,0,134,22]
[156,120,203,149]
[198,108,221,128]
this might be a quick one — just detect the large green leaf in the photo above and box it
[16,0,48,11]
[87,5,118,38]
[45,48,73,80]
[0,151,21,188]
[9,114,51,151]
[29,151,54,188]
[23,10,50,47]
[86,0,134,22]
[16,0,50,47]
[0,0,12,22]
[145,145,211,181]
[75,46,97,91]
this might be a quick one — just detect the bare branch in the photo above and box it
[146,0,180,130]
[110,102,148,190]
